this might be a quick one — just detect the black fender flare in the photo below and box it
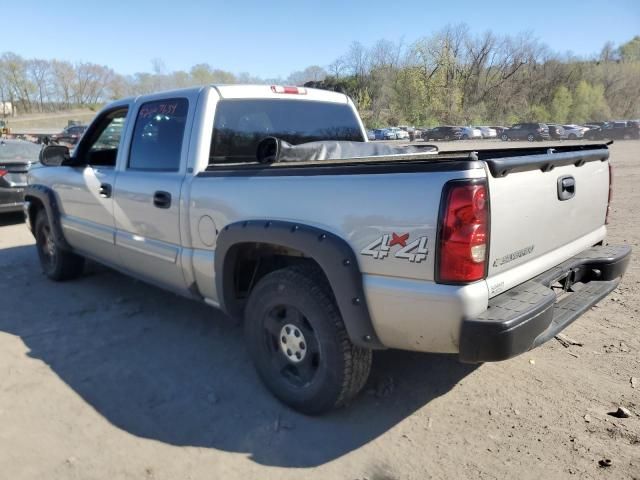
[24,184,72,250]
[215,220,384,349]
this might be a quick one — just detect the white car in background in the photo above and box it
[459,126,483,140]
[474,126,497,139]
[562,125,585,140]
[389,127,409,140]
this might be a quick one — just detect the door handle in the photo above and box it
[99,183,112,198]
[153,191,172,209]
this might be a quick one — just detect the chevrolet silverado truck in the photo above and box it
[25,85,631,414]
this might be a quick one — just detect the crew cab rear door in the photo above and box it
[112,96,192,292]
[483,146,610,296]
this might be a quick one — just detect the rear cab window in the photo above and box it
[209,99,364,164]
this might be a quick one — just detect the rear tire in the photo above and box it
[244,265,372,414]
[527,134,535,142]
[569,133,577,140]
[35,210,84,281]
[501,134,508,141]
[462,134,469,140]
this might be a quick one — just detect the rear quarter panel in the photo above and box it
[187,166,486,282]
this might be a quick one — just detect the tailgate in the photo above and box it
[483,146,610,297]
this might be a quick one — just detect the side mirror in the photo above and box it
[39,144,71,166]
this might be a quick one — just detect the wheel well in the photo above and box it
[227,242,331,311]
[25,196,44,232]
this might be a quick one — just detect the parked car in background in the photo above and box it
[459,126,482,140]
[366,130,376,141]
[584,121,640,140]
[51,124,88,145]
[389,127,409,140]
[422,126,463,141]
[501,123,550,141]
[0,139,41,213]
[561,125,584,140]
[490,126,507,137]
[546,124,565,140]
[474,126,497,139]
[374,128,396,140]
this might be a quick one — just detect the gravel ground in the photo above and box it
[0,140,638,480]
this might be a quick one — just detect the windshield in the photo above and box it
[210,99,364,164]
[0,141,41,163]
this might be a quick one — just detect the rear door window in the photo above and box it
[128,98,188,171]
[209,99,364,164]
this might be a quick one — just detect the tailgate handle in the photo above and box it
[557,175,575,200]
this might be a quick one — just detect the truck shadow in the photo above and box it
[0,244,477,468]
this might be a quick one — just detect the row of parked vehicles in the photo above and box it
[369,120,640,142]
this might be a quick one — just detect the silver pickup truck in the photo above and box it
[26,85,631,414]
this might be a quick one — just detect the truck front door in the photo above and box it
[56,107,128,266]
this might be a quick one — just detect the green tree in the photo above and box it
[571,81,611,123]
[618,36,640,62]
[527,104,550,122]
[550,86,572,123]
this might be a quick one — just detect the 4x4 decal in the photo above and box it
[361,233,429,263]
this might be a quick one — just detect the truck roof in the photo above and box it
[109,85,350,108]
[214,85,349,104]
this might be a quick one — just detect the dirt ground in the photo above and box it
[0,140,638,480]
[7,108,97,134]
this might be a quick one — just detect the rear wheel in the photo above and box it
[462,134,469,140]
[527,134,535,142]
[244,265,372,414]
[569,133,577,140]
[501,134,508,141]
[35,210,84,281]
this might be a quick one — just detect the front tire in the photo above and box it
[527,134,535,142]
[35,210,84,281]
[501,134,508,141]
[244,265,372,414]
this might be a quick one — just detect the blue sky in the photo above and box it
[6,0,639,78]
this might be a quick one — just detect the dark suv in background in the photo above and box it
[501,123,550,141]
[546,124,565,140]
[584,121,640,140]
[51,124,88,145]
[422,126,463,141]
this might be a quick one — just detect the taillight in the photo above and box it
[0,169,7,177]
[271,85,307,95]
[605,163,613,225]
[437,181,489,283]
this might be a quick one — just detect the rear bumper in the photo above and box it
[459,244,631,363]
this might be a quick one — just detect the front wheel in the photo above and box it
[527,134,535,142]
[244,265,372,414]
[35,210,84,281]
[569,133,577,140]
[501,134,509,141]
